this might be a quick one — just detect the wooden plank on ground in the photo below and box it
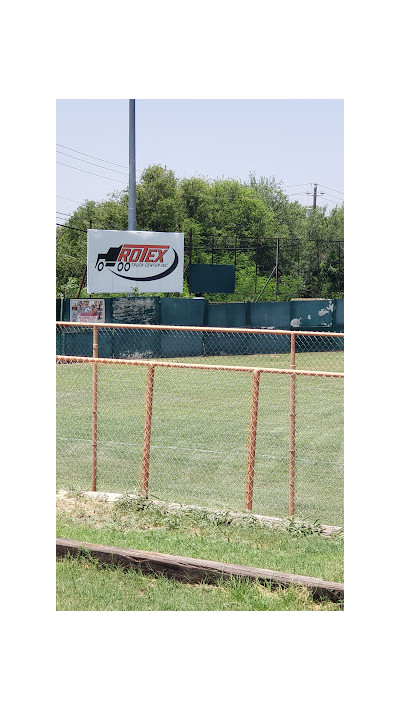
[56,538,344,602]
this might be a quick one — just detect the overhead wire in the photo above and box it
[57,195,85,203]
[56,223,87,232]
[320,196,342,205]
[284,182,343,198]
[57,160,128,184]
[318,184,344,195]
[282,183,312,188]
[57,144,343,200]
[56,143,128,169]
[57,146,343,212]
[323,192,344,202]
[56,143,145,175]
[56,150,129,176]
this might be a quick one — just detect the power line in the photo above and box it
[56,146,344,196]
[317,196,341,205]
[57,221,120,232]
[57,195,85,204]
[318,184,344,195]
[56,143,145,176]
[56,143,128,169]
[56,223,87,232]
[57,160,127,184]
[56,150,129,176]
[282,183,312,188]
[323,192,344,202]
[284,181,343,196]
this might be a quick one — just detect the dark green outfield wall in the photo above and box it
[58,296,343,329]
[57,297,343,358]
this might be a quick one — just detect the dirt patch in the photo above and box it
[56,492,110,525]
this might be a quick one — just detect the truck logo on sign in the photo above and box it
[95,243,179,282]
[87,230,184,294]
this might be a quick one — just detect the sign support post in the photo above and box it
[128,99,137,231]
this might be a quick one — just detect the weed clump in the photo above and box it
[283,518,323,537]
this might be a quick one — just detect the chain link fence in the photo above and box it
[56,322,344,525]
[56,322,344,372]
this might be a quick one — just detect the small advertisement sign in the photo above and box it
[70,299,105,323]
[87,230,184,294]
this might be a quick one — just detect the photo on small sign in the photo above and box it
[70,299,105,322]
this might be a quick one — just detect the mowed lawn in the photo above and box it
[56,557,343,612]
[56,494,344,612]
[56,351,343,525]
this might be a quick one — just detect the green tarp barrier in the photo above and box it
[57,297,344,358]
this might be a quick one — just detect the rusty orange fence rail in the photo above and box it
[56,322,344,525]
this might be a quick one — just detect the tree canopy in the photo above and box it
[56,165,344,301]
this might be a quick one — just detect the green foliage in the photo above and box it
[283,518,324,537]
[56,164,344,300]
[136,165,179,231]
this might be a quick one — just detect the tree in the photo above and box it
[56,164,344,300]
[136,165,179,231]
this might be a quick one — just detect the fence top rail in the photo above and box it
[56,321,344,339]
[56,354,344,378]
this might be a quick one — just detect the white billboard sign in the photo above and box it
[87,230,184,294]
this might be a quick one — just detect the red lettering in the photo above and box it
[116,244,170,264]
[118,248,131,262]
[128,248,142,262]
[154,248,169,263]
[145,249,159,263]
[139,247,149,262]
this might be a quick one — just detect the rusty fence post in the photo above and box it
[245,369,261,512]
[92,325,98,492]
[289,333,296,516]
[142,364,155,497]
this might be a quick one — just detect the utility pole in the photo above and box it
[128,99,137,230]
[307,183,325,210]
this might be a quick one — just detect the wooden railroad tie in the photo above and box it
[56,538,344,603]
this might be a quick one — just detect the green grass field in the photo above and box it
[56,558,343,611]
[56,493,344,612]
[57,351,343,525]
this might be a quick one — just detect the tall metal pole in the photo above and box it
[128,99,137,230]
[275,234,280,301]
[255,236,259,293]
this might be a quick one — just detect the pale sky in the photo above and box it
[56,99,344,223]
